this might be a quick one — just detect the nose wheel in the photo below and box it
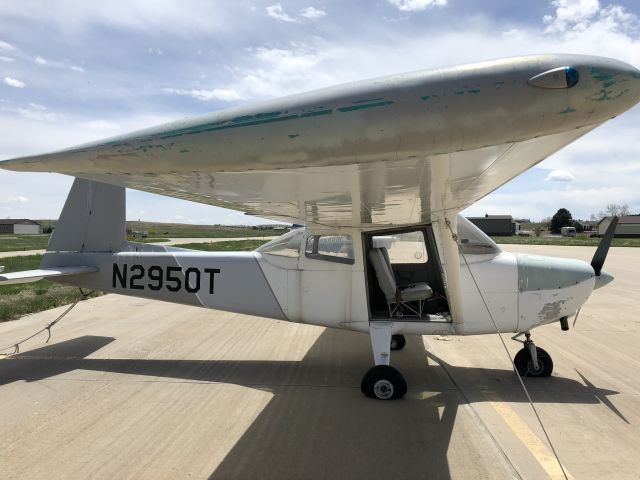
[513,332,554,377]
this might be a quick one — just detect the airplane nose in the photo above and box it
[594,270,614,290]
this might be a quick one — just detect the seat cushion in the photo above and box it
[400,283,433,302]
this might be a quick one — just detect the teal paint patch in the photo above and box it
[631,71,640,80]
[255,111,282,119]
[420,95,431,101]
[558,106,576,114]
[588,88,629,102]
[354,98,383,103]
[590,67,614,82]
[454,90,464,96]
[179,149,189,153]
[515,253,593,292]
[288,134,299,139]
[337,100,393,112]
[231,115,254,123]
[67,107,336,153]
[603,80,616,88]
[467,88,480,94]
[300,109,332,117]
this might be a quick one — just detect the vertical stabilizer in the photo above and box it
[47,178,125,252]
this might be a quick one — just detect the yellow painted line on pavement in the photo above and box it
[490,401,574,480]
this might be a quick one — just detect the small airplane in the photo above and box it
[1,54,639,400]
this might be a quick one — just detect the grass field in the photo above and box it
[0,255,101,322]
[493,235,640,247]
[0,235,50,252]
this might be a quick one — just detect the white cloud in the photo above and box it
[163,87,245,102]
[0,40,15,51]
[3,77,25,88]
[71,65,85,72]
[0,56,14,62]
[35,56,48,65]
[0,1,233,36]
[1,103,65,122]
[544,0,601,32]
[7,196,28,203]
[266,4,298,23]
[387,0,447,12]
[545,170,576,182]
[300,6,327,19]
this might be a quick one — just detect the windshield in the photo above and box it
[456,215,501,255]
[256,228,304,258]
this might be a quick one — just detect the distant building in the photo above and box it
[467,215,518,236]
[575,220,597,232]
[598,215,640,237]
[0,219,42,235]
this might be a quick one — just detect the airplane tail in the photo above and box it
[0,178,126,284]
[47,178,126,253]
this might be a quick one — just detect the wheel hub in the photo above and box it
[527,359,544,375]
[373,379,394,400]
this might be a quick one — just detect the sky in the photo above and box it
[1,0,639,224]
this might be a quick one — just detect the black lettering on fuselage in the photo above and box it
[113,263,127,288]
[111,263,221,294]
[204,268,221,294]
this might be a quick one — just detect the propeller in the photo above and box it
[591,216,618,276]
[573,216,618,329]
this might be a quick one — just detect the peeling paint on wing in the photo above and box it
[337,100,394,112]
[559,106,576,114]
[590,67,615,82]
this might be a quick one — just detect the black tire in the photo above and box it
[514,347,553,377]
[360,365,407,400]
[390,334,406,351]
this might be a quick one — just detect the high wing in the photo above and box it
[2,54,639,227]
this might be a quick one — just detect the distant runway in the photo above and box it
[1,245,639,479]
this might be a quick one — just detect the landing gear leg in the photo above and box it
[513,332,553,377]
[361,322,407,400]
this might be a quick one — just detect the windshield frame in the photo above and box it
[456,215,502,256]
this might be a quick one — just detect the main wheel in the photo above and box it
[514,347,553,377]
[361,365,407,400]
[390,334,406,351]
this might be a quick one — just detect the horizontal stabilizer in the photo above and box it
[0,266,98,285]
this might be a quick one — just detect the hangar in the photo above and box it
[598,215,640,237]
[0,219,42,235]
[466,215,518,236]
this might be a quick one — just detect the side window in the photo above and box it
[305,235,354,265]
[374,231,427,264]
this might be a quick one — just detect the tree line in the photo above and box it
[548,204,631,233]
